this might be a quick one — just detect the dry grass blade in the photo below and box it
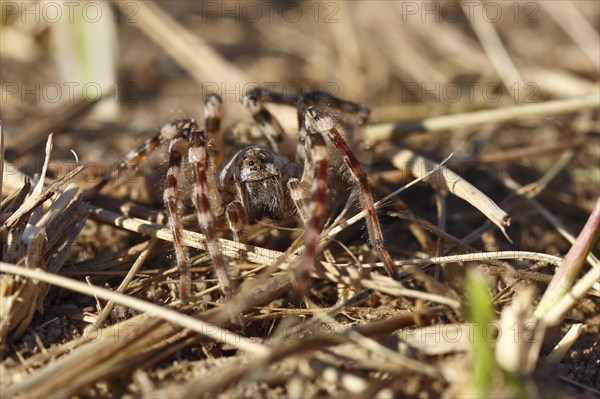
[2,187,87,346]
[495,284,537,374]
[7,97,100,158]
[86,204,284,265]
[1,270,292,398]
[399,323,474,356]
[542,269,598,326]
[112,0,249,88]
[318,262,461,309]
[535,197,600,319]
[1,160,32,196]
[323,252,559,286]
[4,134,53,227]
[498,148,600,272]
[92,239,158,328]
[324,152,453,241]
[540,1,600,68]
[460,0,525,90]
[542,266,600,329]
[367,94,600,141]
[0,262,269,355]
[315,312,442,378]
[390,251,563,267]
[389,210,476,253]
[382,145,510,233]
[1,131,88,347]
[0,240,46,346]
[154,308,444,398]
[546,323,585,364]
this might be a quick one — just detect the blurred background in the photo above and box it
[2,1,598,155]
[1,3,599,395]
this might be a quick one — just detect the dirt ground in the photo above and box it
[1,1,599,398]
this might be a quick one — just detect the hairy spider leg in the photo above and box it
[163,95,231,301]
[306,108,396,278]
[188,128,232,298]
[295,128,329,297]
[243,87,370,161]
[164,134,193,301]
[224,202,245,243]
[204,93,223,135]
[84,119,197,201]
[286,177,309,225]
[203,93,226,216]
[297,91,371,155]
[88,94,232,301]
[243,87,296,106]
[242,89,290,153]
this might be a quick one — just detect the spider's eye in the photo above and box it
[248,160,255,166]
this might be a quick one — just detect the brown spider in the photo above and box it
[87,88,395,301]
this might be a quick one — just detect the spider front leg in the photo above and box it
[242,88,295,154]
[287,178,309,225]
[188,129,233,298]
[203,93,225,216]
[294,129,329,297]
[162,94,226,302]
[305,107,396,277]
[164,134,193,301]
[224,201,245,243]
[85,119,197,201]
[296,91,371,159]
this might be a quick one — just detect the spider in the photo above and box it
[87,88,396,302]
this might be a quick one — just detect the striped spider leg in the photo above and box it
[302,107,396,280]
[288,106,395,298]
[164,94,238,302]
[242,87,370,162]
[83,119,197,202]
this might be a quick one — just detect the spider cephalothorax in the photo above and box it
[88,88,395,304]
[219,146,300,224]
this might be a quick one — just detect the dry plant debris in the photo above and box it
[1,2,599,398]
